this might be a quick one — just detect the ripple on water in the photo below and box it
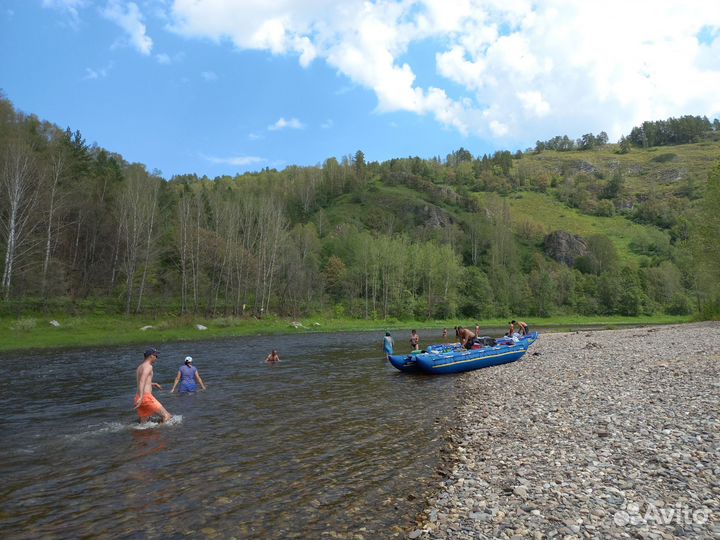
[0,331,457,540]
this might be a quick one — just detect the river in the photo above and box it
[1,330,459,539]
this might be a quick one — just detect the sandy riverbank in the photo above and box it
[409,322,720,539]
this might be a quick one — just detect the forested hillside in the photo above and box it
[1,94,719,320]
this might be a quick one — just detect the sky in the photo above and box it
[2,1,720,179]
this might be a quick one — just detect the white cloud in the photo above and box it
[102,0,153,55]
[202,154,265,166]
[156,51,185,65]
[201,70,218,81]
[517,90,550,117]
[268,117,305,131]
[167,0,720,144]
[42,0,87,27]
[82,62,113,80]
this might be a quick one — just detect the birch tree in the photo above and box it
[1,138,40,299]
[118,164,159,314]
[40,135,69,297]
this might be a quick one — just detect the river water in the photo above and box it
[1,331,459,539]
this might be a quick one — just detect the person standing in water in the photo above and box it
[134,348,172,423]
[410,329,420,351]
[382,332,394,357]
[171,356,206,393]
[266,350,280,363]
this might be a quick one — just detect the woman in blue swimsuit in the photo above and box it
[171,356,207,393]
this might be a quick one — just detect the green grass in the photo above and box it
[524,141,720,197]
[497,191,662,264]
[0,313,693,353]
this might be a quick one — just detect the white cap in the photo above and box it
[184,356,193,363]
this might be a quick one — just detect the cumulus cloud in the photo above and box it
[102,0,153,55]
[167,0,720,144]
[268,117,305,131]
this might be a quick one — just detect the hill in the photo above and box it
[1,95,719,320]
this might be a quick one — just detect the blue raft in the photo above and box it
[388,332,539,375]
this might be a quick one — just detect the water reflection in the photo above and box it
[1,331,457,539]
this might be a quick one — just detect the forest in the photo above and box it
[1,93,719,321]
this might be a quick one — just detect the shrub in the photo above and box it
[11,318,37,331]
[650,152,677,163]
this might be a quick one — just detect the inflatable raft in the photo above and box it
[388,332,538,375]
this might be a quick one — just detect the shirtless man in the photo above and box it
[134,348,172,423]
[509,320,529,336]
[266,349,280,363]
[456,326,477,349]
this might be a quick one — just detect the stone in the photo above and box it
[410,322,720,540]
[543,230,589,267]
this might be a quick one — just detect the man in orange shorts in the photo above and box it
[134,347,172,423]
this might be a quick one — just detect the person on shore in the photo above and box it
[382,332,394,357]
[409,329,420,351]
[456,327,477,349]
[171,356,206,393]
[266,350,280,363]
[134,348,172,423]
[509,320,529,336]
[475,323,481,337]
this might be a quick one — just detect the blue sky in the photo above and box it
[2,1,719,179]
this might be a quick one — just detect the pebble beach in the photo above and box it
[409,322,720,540]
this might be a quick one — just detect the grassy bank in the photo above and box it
[0,313,694,353]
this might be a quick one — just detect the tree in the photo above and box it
[323,255,347,302]
[616,136,631,154]
[601,168,624,200]
[353,150,366,183]
[1,137,40,298]
[40,131,70,298]
[117,164,160,314]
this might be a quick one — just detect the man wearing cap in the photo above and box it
[134,348,172,423]
[171,356,207,394]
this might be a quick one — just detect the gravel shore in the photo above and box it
[410,322,720,540]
